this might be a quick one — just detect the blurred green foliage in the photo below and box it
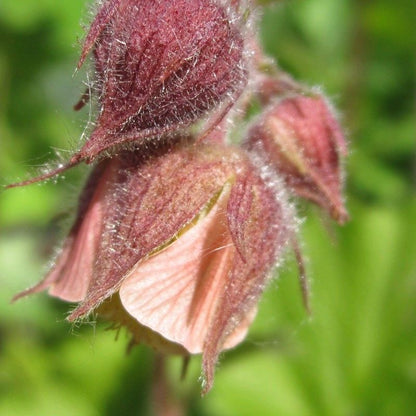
[0,0,415,415]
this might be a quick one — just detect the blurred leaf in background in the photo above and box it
[1,0,415,415]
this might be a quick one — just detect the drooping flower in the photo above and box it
[245,94,348,223]
[14,138,293,393]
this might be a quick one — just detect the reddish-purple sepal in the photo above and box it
[75,0,248,160]
[201,164,291,393]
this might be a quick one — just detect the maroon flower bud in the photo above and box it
[76,0,249,161]
[7,0,249,189]
[14,139,292,393]
[245,94,349,223]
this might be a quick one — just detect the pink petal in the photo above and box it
[119,187,252,353]
[12,162,111,302]
[68,144,235,321]
[47,198,103,301]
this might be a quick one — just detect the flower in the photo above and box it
[245,94,348,223]
[9,0,350,398]
[14,139,292,393]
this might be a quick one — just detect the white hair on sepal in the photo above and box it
[245,142,313,313]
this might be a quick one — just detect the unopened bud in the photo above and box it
[245,94,348,223]
[76,0,249,161]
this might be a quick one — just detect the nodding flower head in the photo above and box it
[245,94,349,224]
[73,0,249,162]
[14,138,293,393]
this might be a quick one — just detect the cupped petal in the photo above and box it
[119,185,243,353]
[68,142,237,320]
[12,162,111,302]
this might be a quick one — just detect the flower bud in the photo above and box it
[75,0,248,161]
[245,94,348,223]
[6,0,249,189]
[14,139,292,393]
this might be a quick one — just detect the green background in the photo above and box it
[1,0,415,415]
